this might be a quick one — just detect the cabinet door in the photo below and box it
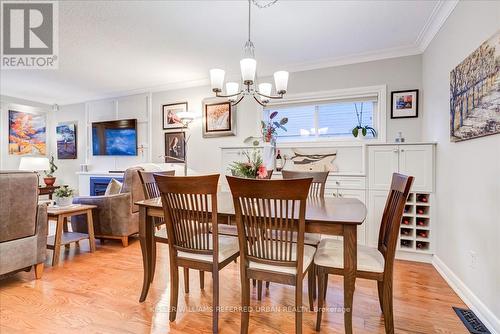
[398,145,434,192]
[368,145,399,190]
[338,189,367,245]
[367,189,390,247]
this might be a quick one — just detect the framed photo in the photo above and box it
[8,110,47,155]
[391,89,419,119]
[56,122,77,159]
[164,131,185,163]
[162,102,188,130]
[202,98,236,138]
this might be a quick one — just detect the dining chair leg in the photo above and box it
[377,280,384,313]
[150,240,157,283]
[316,268,326,332]
[382,280,395,334]
[308,266,314,311]
[312,264,317,300]
[252,279,256,287]
[295,276,303,334]
[212,270,219,334]
[183,267,189,293]
[257,280,263,301]
[265,281,270,288]
[241,278,250,334]
[200,270,205,290]
[169,265,179,322]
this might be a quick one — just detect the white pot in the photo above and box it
[55,196,73,207]
[262,143,275,171]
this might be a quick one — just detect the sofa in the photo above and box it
[0,171,48,279]
[71,167,144,247]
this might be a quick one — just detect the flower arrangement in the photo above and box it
[54,185,74,198]
[261,111,288,143]
[352,102,376,138]
[228,150,268,179]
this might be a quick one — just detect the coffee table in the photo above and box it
[46,204,97,266]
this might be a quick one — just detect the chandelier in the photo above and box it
[209,0,288,106]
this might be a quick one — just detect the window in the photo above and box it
[263,94,381,142]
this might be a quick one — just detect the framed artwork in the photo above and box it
[56,122,77,159]
[391,90,419,119]
[450,30,500,142]
[8,110,47,155]
[202,98,236,138]
[164,131,185,163]
[162,102,188,130]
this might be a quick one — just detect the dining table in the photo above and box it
[136,192,366,334]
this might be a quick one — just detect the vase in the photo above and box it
[44,177,56,186]
[55,196,73,207]
[262,142,275,171]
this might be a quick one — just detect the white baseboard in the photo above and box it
[396,250,433,263]
[432,255,499,334]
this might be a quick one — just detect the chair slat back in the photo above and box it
[282,170,328,198]
[138,170,175,199]
[155,174,219,256]
[378,173,414,270]
[227,176,312,272]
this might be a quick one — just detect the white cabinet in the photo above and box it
[367,190,390,247]
[368,144,434,192]
[336,189,367,245]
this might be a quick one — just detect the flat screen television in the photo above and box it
[92,119,137,156]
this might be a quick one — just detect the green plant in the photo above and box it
[261,111,288,142]
[45,156,58,177]
[228,150,267,179]
[54,185,74,198]
[352,103,376,138]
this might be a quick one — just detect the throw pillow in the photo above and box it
[104,178,122,196]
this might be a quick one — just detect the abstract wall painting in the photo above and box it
[8,110,47,155]
[56,122,77,159]
[450,30,500,142]
[202,98,236,138]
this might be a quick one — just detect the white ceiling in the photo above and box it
[0,0,457,105]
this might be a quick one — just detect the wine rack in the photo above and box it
[398,192,432,253]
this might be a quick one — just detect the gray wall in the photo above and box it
[422,1,500,330]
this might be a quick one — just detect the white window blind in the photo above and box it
[264,97,378,141]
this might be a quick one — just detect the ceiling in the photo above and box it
[0,0,457,105]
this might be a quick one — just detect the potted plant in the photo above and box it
[261,111,288,144]
[352,103,376,139]
[53,185,74,207]
[228,150,268,179]
[44,156,58,186]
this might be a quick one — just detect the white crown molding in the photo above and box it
[433,255,500,334]
[415,0,459,52]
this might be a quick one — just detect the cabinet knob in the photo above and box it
[400,149,405,152]
[335,181,340,185]
[393,148,399,153]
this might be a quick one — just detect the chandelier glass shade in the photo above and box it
[209,0,288,106]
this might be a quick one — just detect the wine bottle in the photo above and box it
[417,231,428,238]
[401,240,411,247]
[416,241,426,249]
[402,219,410,225]
[275,149,283,171]
[417,208,425,215]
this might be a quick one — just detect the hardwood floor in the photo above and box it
[0,236,468,333]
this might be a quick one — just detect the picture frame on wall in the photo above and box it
[8,110,47,156]
[164,131,185,163]
[56,122,77,159]
[202,98,236,138]
[162,102,188,130]
[391,89,419,119]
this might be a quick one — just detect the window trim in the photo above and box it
[261,85,387,145]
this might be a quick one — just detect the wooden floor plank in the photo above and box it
[0,237,468,333]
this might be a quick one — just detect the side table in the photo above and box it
[46,204,97,266]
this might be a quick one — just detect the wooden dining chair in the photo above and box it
[155,174,240,334]
[139,170,209,288]
[227,176,315,334]
[314,173,413,334]
[281,170,329,303]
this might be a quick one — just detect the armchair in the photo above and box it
[0,171,48,279]
[71,167,144,247]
